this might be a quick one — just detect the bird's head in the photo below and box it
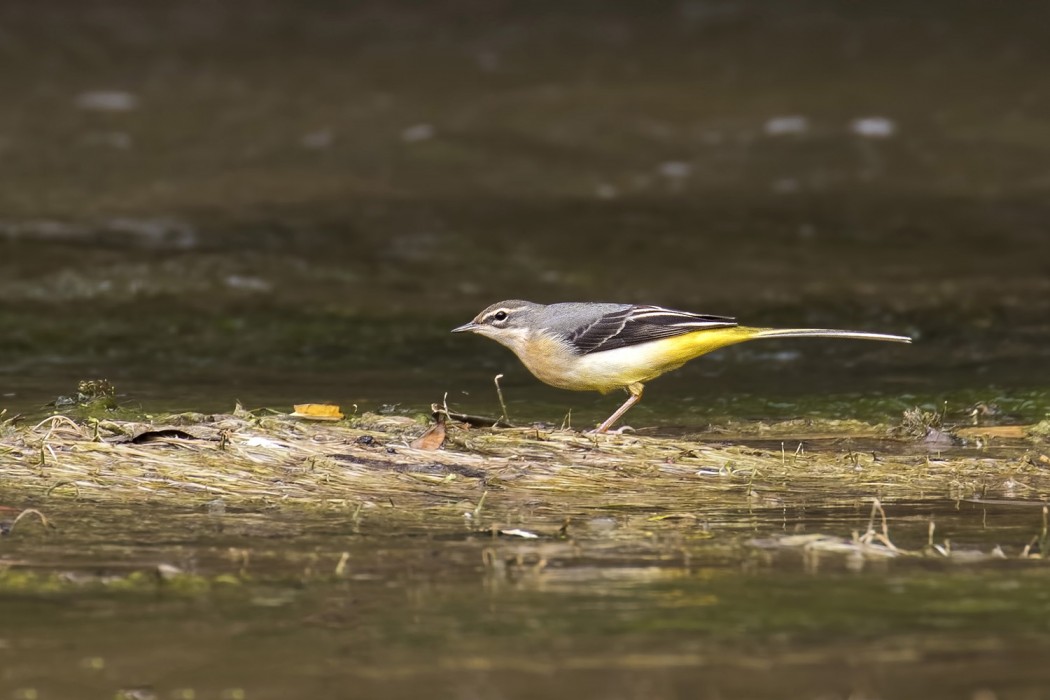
[451,300,544,353]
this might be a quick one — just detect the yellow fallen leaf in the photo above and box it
[292,404,344,421]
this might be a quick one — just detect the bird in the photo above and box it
[452,300,912,433]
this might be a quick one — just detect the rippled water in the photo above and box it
[4,499,1050,699]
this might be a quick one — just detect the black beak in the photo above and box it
[451,322,478,333]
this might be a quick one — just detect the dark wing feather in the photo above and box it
[567,305,737,355]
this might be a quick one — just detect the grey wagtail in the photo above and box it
[453,300,912,433]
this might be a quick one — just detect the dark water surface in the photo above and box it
[4,499,1050,699]
[1,0,1049,426]
[2,1,1050,698]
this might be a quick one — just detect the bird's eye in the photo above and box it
[493,310,508,322]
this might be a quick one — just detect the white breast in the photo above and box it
[514,334,680,394]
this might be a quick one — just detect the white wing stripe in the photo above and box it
[629,311,710,321]
[627,307,732,323]
[668,321,728,328]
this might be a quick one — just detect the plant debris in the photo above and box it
[0,407,1044,521]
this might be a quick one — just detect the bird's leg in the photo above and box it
[594,383,645,434]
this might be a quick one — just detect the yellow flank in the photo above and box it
[653,326,763,364]
[520,326,765,394]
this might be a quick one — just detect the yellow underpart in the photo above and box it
[519,326,767,394]
[646,326,765,366]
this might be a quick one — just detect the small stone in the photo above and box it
[75,90,139,112]
[401,123,435,142]
[764,115,808,136]
[850,116,896,138]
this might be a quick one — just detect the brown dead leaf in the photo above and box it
[410,413,446,450]
[1039,454,1050,466]
[292,404,344,421]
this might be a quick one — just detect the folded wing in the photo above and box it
[567,305,738,355]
